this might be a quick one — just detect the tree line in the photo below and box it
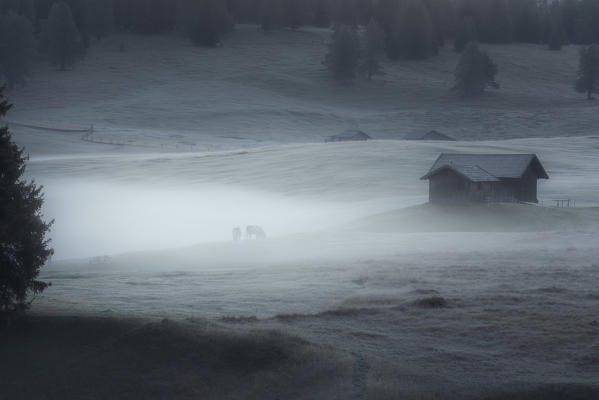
[0,0,598,99]
[2,0,599,50]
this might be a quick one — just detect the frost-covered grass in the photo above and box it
[4,24,599,400]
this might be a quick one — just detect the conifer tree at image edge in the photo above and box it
[0,87,53,314]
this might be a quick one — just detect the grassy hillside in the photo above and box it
[0,316,354,400]
[6,25,599,143]
[351,203,599,232]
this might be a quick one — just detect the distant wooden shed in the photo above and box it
[420,153,549,203]
[325,130,371,142]
[405,130,456,141]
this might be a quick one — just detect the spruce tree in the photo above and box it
[482,0,512,43]
[575,44,599,99]
[398,0,436,59]
[86,0,114,41]
[546,3,565,51]
[427,0,457,48]
[385,4,403,59]
[454,42,498,97]
[0,13,35,88]
[260,0,284,31]
[575,0,599,45]
[41,1,84,70]
[312,0,330,28]
[560,0,578,43]
[332,0,357,27]
[360,17,384,80]
[284,0,304,30]
[512,0,540,43]
[0,87,53,313]
[324,24,360,80]
[454,14,477,52]
[183,0,231,47]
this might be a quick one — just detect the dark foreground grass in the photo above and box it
[481,384,599,400]
[0,315,353,400]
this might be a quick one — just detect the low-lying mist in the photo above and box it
[43,180,386,260]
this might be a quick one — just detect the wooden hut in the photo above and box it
[404,130,456,141]
[420,154,549,203]
[325,130,371,142]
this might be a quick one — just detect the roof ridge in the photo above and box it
[471,163,497,179]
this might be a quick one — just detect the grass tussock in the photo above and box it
[217,315,259,323]
[481,384,599,400]
[274,307,377,322]
[367,366,442,400]
[412,296,448,309]
[0,315,354,400]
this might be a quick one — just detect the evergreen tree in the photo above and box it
[575,44,599,99]
[512,0,540,43]
[0,0,36,23]
[360,17,384,80]
[560,0,579,43]
[385,3,403,59]
[332,0,357,27]
[454,42,498,97]
[427,0,457,48]
[182,0,231,47]
[284,0,304,30]
[324,24,360,80]
[546,2,565,50]
[0,87,53,313]
[574,0,599,44]
[355,0,374,26]
[0,13,35,88]
[127,0,177,33]
[260,0,284,30]
[373,0,399,33]
[40,1,83,70]
[454,14,477,52]
[86,0,114,41]
[311,0,330,28]
[482,0,512,43]
[398,0,436,59]
[386,0,436,60]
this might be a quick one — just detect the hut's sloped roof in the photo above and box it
[326,130,371,142]
[424,153,549,180]
[421,163,500,182]
[404,130,455,141]
[335,130,370,139]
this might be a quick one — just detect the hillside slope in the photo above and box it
[5,25,599,145]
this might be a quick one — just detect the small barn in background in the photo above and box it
[421,153,549,203]
[405,130,456,141]
[325,130,371,142]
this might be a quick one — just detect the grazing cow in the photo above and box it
[232,226,242,242]
[246,225,266,239]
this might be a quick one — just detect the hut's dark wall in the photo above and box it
[515,165,538,202]
[429,170,471,202]
[428,167,539,203]
[488,166,538,203]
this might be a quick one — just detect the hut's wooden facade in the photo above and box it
[420,154,549,203]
